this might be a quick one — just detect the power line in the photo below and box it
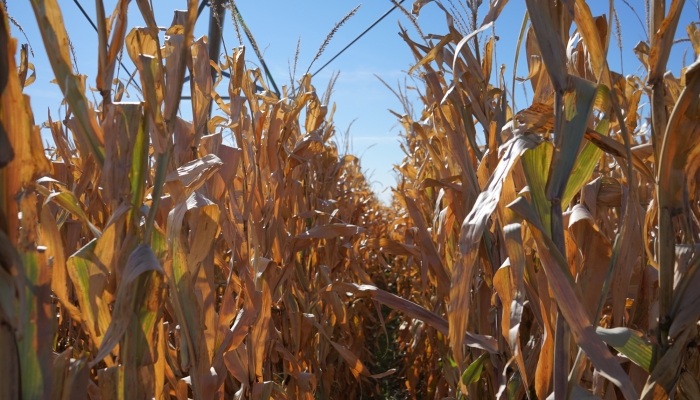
[230,3,280,97]
[189,0,281,98]
[70,0,98,31]
[70,0,141,93]
[197,0,209,19]
[185,1,408,100]
[312,0,406,77]
[70,0,404,99]
[182,1,265,101]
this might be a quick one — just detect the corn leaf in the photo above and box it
[596,327,653,372]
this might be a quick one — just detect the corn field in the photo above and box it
[1,0,700,398]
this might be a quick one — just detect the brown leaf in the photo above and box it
[325,282,498,353]
[508,196,638,399]
[165,154,224,204]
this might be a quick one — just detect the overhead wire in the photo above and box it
[72,0,405,101]
[70,0,142,93]
[230,3,280,97]
[311,0,405,77]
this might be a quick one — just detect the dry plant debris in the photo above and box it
[1,0,700,399]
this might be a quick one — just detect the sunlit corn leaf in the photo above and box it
[459,133,543,253]
[166,0,197,134]
[521,141,553,235]
[455,132,541,366]
[91,244,164,363]
[190,37,211,144]
[2,12,50,244]
[101,102,143,206]
[165,190,222,397]
[562,117,608,207]
[165,154,223,204]
[41,190,102,239]
[570,0,608,82]
[648,0,686,83]
[127,110,149,231]
[216,287,259,367]
[508,196,638,400]
[402,195,450,289]
[596,327,653,372]
[408,33,454,76]
[138,54,169,153]
[29,0,106,166]
[545,76,598,205]
[688,23,700,56]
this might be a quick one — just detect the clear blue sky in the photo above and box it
[8,1,698,204]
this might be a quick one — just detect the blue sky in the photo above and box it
[8,1,699,204]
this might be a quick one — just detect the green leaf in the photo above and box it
[150,227,167,262]
[145,147,171,241]
[18,251,54,400]
[66,240,110,349]
[563,117,609,206]
[546,76,599,202]
[461,353,488,387]
[596,327,653,372]
[128,109,148,232]
[43,191,102,238]
[521,141,553,236]
[447,354,457,368]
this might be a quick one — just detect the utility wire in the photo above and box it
[230,4,281,97]
[71,0,401,99]
[187,1,406,99]
[197,0,209,19]
[312,0,405,77]
[182,1,264,99]
[190,1,282,97]
[70,0,142,92]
